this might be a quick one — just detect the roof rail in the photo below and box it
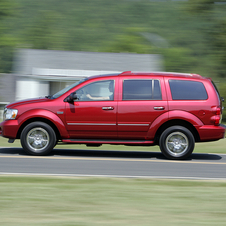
[119,71,132,76]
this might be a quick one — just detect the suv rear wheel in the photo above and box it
[159,126,195,160]
[21,122,56,155]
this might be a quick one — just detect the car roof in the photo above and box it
[87,71,204,80]
[119,71,204,79]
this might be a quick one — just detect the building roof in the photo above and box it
[13,49,163,78]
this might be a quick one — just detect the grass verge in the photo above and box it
[0,176,226,226]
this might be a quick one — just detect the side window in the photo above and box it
[169,80,208,100]
[76,80,114,101]
[123,79,162,100]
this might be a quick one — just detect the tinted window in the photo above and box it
[76,80,114,101]
[211,81,220,101]
[169,80,208,100]
[123,79,162,100]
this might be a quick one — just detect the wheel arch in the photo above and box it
[154,119,200,144]
[17,117,61,140]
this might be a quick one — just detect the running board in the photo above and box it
[61,139,154,145]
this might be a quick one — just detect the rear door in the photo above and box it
[117,76,168,139]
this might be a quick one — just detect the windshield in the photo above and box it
[52,78,88,99]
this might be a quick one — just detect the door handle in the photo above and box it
[154,106,165,110]
[102,106,114,110]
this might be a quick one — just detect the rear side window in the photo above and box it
[211,81,220,101]
[169,80,208,100]
[123,79,162,100]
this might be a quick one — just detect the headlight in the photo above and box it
[3,108,18,120]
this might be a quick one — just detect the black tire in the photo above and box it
[159,126,195,160]
[20,122,56,155]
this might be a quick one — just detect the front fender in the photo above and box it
[146,110,204,139]
[18,109,69,138]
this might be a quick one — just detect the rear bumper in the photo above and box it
[198,124,225,141]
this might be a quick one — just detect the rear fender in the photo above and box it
[146,110,204,139]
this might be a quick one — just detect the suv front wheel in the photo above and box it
[159,126,195,160]
[21,122,56,155]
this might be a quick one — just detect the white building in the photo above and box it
[13,49,163,100]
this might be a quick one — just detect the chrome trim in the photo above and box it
[68,123,149,126]
[26,127,50,152]
[154,106,165,110]
[102,106,114,110]
[67,123,116,126]
[165,131,188,156]
[118,124,149,126]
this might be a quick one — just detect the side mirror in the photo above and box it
[65,92,78,103]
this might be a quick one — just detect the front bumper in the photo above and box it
[0,120,19,139]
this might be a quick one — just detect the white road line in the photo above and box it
[0,172,225,180]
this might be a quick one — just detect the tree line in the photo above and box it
[0,0,225,76]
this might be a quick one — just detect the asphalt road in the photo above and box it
[0,147,226,180]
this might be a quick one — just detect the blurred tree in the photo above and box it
[0,0,16,73]
[163,47,197,73]
[186,0,226,77]
[218,81,226,121]
[186,0,215,13]
[0,0,223,77]
[0,0,14,19]
[101,28,153,54]
[26,10,64,50]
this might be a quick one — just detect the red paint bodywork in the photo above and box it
[0,71,225,145]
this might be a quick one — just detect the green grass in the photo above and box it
[0,136,225,225]
[0,137,225,154]
[0,176,225,226]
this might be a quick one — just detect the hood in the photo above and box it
[5,97,52,109]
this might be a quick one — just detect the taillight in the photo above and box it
[211,106,221,125]
[211,115,220,126]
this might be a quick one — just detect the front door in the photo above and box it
[65,79,117,139]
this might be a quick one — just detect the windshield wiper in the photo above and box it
[45,95,53,99]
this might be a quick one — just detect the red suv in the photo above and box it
[0,71,225,160]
